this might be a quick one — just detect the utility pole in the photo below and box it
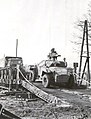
[79,20,90,85]
[16,39,18,57]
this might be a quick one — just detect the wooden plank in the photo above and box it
[22,80,63,104]
[0,86,8,90]
[0,104,21,119]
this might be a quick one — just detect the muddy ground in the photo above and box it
[0,83,91,119]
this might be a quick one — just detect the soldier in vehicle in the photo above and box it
[48,48,58,61]
[63,58,67,67]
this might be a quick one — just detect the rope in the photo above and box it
[17,67,34,87]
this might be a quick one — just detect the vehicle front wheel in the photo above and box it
[42,74,50,88]
[29,71,36,82]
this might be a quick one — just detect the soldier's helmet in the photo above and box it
[51,48,55,52]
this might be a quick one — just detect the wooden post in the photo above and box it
[4,70,7,84]
[79,20,90,85]
[85,20,90,85]
[8,69,11,91]
[79,21,85,78]
[16,64,20,90]
[16,39,18,57]
[1,70,4,84]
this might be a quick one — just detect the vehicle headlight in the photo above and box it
[55,74,58,82]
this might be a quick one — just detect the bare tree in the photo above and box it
[72,3,91,56]
[71,2,91,83]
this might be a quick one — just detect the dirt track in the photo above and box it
[0,82,91,119]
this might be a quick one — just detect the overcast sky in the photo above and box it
[0,0,90,66]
